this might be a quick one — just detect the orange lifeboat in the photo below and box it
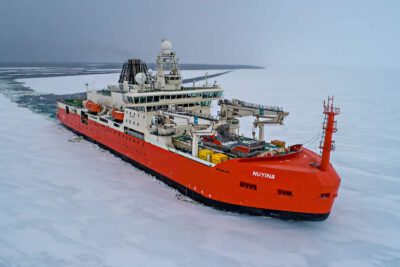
[85,100,101,114]
[112,109,124,121]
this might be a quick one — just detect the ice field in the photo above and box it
[15,70,227,94]
[0,66,399,266]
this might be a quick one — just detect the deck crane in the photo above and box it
[155,110,218,156]
[218,99,289,141]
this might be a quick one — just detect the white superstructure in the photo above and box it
[59,39,288,161]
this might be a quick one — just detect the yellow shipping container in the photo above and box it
[198,149,214,161]
[211,153,229,164]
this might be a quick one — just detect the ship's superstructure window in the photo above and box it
[201,101,211,106]
[124,127,144,140]
[125,91,222,104]
[81,112,88,125]
[146,105,170,112]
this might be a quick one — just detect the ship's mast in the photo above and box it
[155,39,182,90]
[319,96,340,171]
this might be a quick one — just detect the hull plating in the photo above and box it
[57,107,340,221]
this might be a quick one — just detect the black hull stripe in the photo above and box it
[61,123,329,222]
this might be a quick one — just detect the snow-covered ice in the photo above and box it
[1,66,400,266]
[16,70,228,94]
[16,73,120,94]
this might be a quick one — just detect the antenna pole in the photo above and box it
[320,96,340,171]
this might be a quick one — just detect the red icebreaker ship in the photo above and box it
[57,40,341,221]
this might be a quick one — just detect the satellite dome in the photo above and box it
[135,72,147,85]
[161,39,173,55]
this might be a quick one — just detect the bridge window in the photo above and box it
[200,101,211,106]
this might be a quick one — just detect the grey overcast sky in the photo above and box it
[1,0,399,68]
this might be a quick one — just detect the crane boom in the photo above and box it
[218,99,289,140]
[218,99,289,124]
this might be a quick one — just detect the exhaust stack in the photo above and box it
[118,59,148,85]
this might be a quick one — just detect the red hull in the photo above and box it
[57,106,340,221]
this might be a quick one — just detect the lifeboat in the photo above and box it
[112,109,124,122]
[85,100,101,114]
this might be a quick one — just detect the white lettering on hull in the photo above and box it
[252,171,275,180]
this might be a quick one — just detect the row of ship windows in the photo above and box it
[147,102,212,112]
[77,121,146,157]
[126,120,139,126]
[239,183,332,199]
[240,182,294,196]
[165,76,180,80]
[90,122,145,143]
[127,111,139,117]
[78,121,139,144]
[126,91,222,104]
[126,111,145,119]
[127,102,211,113]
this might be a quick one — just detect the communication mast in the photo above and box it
[319,96,340,171]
